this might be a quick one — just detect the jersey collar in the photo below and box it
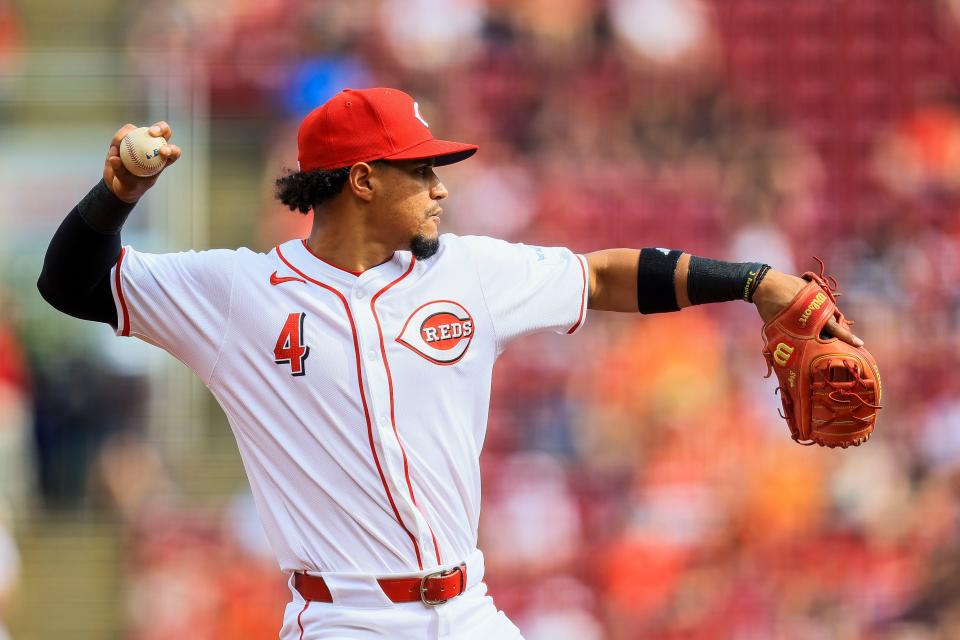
[275,238,414,289]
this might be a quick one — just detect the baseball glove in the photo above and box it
[761,260,882,448]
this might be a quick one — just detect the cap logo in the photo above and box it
[413,101,430,128]
[396,300,474,365]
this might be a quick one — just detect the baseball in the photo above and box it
[119,126,168,177]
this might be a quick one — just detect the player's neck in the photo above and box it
[305,217,395,275]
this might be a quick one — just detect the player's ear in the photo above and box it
[347,162,375,202]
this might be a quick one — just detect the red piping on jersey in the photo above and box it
[301,239,364,276]
[276,244,425,570]
[115,247,131,336]
[371,258,443,566]
[566,254,587,334]
[297,600,310,639]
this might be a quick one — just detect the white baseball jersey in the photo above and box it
[109,234,588,575]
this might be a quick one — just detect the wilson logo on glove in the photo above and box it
[797,291,828,327]
[773,342,795,367]
[397,300,475,365]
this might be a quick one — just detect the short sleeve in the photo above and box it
[110,246,238,384]
[460,235,588,353]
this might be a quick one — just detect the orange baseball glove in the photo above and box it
[761,261,882,447]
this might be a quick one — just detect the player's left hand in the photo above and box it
[752,269,863,347]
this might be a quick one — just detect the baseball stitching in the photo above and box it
[123,135,162,175]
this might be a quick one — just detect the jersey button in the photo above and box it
[367,349,377,360]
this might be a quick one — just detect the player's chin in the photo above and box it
[409,233,440,260]
[417,217,441,241]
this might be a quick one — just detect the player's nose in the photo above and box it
[431,180,448,200]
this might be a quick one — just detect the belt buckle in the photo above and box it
[419,565,462,606]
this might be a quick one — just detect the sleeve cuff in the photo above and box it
[109,246,132,336]
[566,253,589,335]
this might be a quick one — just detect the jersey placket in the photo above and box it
[275,242,438,570]
[350,267,442,570]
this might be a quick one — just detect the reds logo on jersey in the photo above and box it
[397,300,474,365]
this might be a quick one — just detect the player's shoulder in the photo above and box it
[224,243,296,278]
[124,245,244,270]
[441,234,564,262]
[154,244,280,274]
[187,245,265,269]
[420,234,508,269]
[438,233,512,255]
[218,243,286,266]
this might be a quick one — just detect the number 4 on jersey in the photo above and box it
[274,312,310,376]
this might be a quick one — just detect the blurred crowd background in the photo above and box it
[1,0,960,638]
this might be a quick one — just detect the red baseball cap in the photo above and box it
[297,88,478,172]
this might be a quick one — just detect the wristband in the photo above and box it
[77,180,136,235]
[745,264,771,303]
[687,256,768,305]
[637,248,682,314]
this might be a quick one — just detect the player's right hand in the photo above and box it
[103,122,182,203]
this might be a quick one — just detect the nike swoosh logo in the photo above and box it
[270,271,306,286]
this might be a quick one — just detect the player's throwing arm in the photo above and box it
[37,123,181,325]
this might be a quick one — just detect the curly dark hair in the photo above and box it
[274,166,351,214]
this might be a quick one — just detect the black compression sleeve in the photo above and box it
[76,178,136,234]
[686,256,767,305]
[37,181,137,327]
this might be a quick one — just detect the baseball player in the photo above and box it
[38,88,863,639]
